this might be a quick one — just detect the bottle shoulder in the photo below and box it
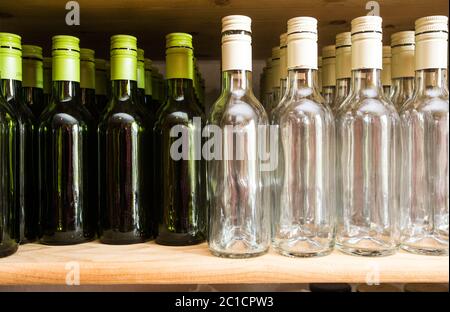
[208,91,268,126]
[154,99,205,129]
[337,93,399,120]
[39,100,93,127]
[401,93,449,115]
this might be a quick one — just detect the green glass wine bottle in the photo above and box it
[154,33,206,246]
[95,58,108,114]
[98,35,152,244]
[38,35,96,245]
[22,45,45,117]
[43,57,52,108]
[0,33,20,257]
[80,48,99,120]
[137,48,146,107]
[0,33,37,244]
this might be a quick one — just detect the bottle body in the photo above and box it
[400,69,449,255]
[273,69,335,257]
[0,90,19,257]
[154,79,206,245]
[336,69,400,256]
[98,80,152,244]
[39,81,96,244]
[208,70,271,258]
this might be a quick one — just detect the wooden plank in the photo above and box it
[0,0,448,59]
[0,242,447,285]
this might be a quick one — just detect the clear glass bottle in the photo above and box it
[333,32,352,113]
[0,33,20,256]
[153,33,206,246]
[391,31,415,111]
[336,16,400,257]
[269,46,281,114]
[98,35,152,244]
[22,45,45,118]
[272,17,335,257]
[208,15,270,258]
[322,45,336,108]
[94,58,109,117]
[400,16,449,256]
[382,46,393,98]
[279,33,288,101]
[39,36,96,245]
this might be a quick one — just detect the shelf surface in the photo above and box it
[0,0,448,59]
[0,242,448,285]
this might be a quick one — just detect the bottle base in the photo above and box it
[401,244,448,256]
[273,237,334,258]
[99,230,151,245]
[209,248,268,259]
[155,233,205,246]
[0,244,19,258]
[274,246,333,258]
[40,231,95,245]
[336,244,397,257]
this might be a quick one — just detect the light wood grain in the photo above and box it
[0,0,448,59]
[0,242,447,285]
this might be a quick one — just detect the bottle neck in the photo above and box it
[52,81,80,102]
[111,80,138,102]
[221,70,253,93]
[414,68,448,97]
[351,68,383,98]
[0,79,23,103]
[335,78,351,100]
[285,68,320,97]
[392,77,415,98]
[167,78,195,101]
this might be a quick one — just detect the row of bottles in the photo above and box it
[0,13,448,259]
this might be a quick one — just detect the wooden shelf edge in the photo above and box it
[0,242,448,285]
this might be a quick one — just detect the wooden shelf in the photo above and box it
[0,0,448,59]
[0,242,447,285]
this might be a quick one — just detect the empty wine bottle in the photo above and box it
[22,45,45,117]
[272,17,335,257]
[95,58,108,115]
[322,45,336,108]
[0,34,36,244]
[333,32,352,112]
[0,33,20,256]
[43,57,52,108]
[336,16,400,256]
[98,35,152,244]
[38,35,96,244]
[390,31,415,111]
[154,33,206,245]
[399,16,449,256]
[208,15,270,258]
[382,46,393,98]
[80,49,99,119]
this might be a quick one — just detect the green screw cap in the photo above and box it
[80,48,95,89]
[165,32,193,80]
[165,32,193,49]
[23,45,43,59]
[0,32,22,81]
[52,35,80,82]
[110,35,137,81]
[22,45,43,88]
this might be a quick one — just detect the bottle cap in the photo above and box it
[23,45,43,60]
[221,15,252,33]
[43,57,52,69]
[166,33,193,49]
[279,33,288,79]
[287,17,318,69]
[351,16,383,70]
[271,46,281,87]
[0,32,22,81]
[322,45,336,87]
[43,57,52,94]
[52,35,80,82]
[144,58,152,70]
[280,33,288,48]
[336,32,352,79]
[110,35,137,81]
[95,58,107,71]
[415,15,448,70]
[221,15,252,72]
[382,45,392,86]
[165,32,193,79]
[80,48,95,89]
[391,31,415,78]
[22,45,43,88]
[137,48,145,88]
